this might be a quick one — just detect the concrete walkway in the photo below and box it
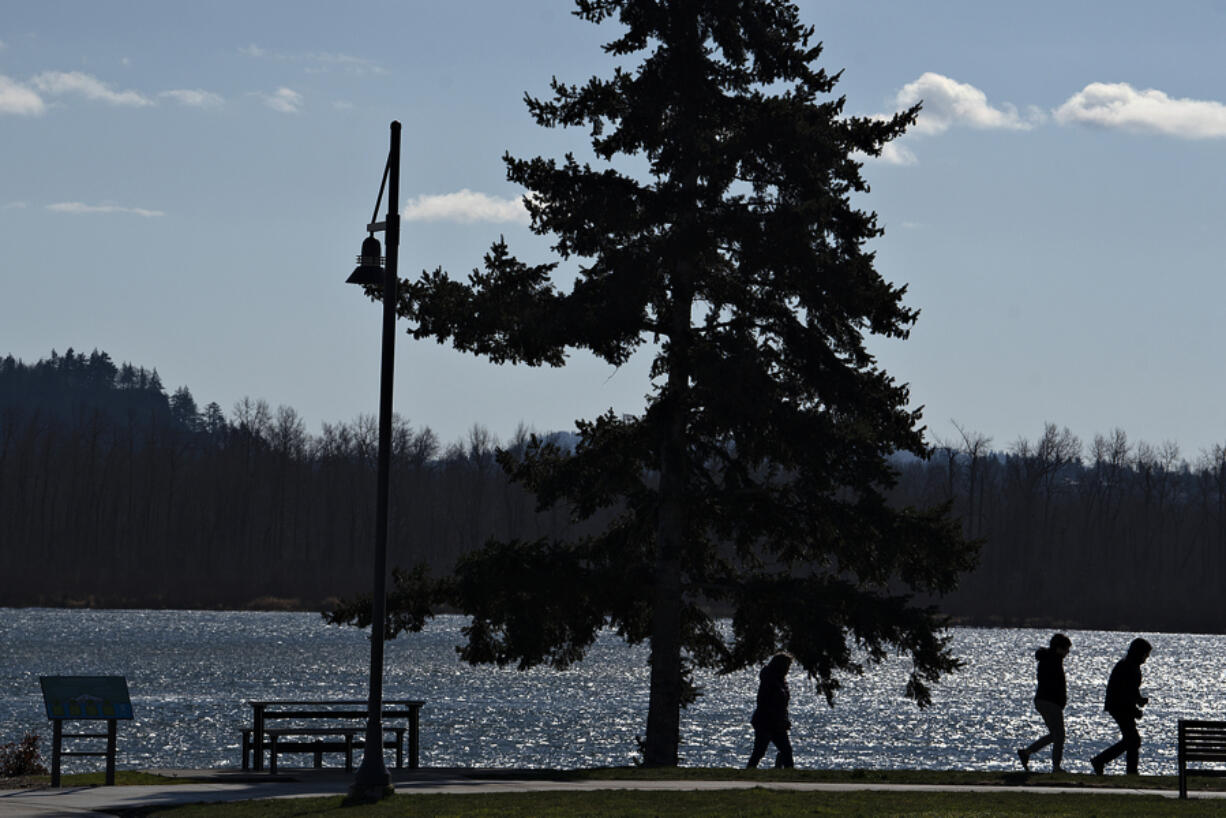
[2,768,1220,816]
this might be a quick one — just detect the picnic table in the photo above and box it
[242,699,424,773]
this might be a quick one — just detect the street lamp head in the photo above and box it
[347,235,385,286]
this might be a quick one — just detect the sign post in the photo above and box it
[39,676,134,786]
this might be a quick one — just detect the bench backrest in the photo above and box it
[262,709,412,720]
[1179,720,1226,762]
[250,700,423,728]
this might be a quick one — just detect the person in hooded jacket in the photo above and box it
[1017,633,1071,772]
[1091,637,1152,775]
[746,653,794,768]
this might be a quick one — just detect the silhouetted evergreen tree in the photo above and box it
[382,0,978,766]
[169,387,200,432]
[0,348,174,432]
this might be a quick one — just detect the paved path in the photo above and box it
[2,769,1221,816]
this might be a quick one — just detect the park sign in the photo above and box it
[39,676,133,720]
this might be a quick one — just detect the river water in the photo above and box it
[2,609,1223,774]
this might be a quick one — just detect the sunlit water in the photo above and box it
[3,609,1223,775]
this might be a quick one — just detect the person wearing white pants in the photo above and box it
[1018,633,1071,773]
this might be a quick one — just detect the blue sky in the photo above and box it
[3,1,1225,459]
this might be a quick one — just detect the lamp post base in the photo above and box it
[346,755,393,804]
[345,778,394,804]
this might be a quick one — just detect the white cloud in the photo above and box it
[402,190,531,224]
[894,72,1037,135]
[874,141,918,166]
[32,71,153,107]
[304,51,386,75]
[1054,82,1226,139]
[159,89,224,108]
[261,87,302,113]
[0,74,45,115]
[47,202,165,217]
[242,43,384,75]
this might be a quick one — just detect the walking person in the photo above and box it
[1017,633,1071,773]
[1091,637,1152,775]
[746,653,794,768]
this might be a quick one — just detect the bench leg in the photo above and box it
[1179,762,1187,799]
[395,729,404,769]
[410,712,419,770]
[105,720,117,787]
[345,734,354,771]
[51,721,63,788]
[269,735,278,776]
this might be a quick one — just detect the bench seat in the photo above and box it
[1178,719,1226,798]
[242,725,406,773]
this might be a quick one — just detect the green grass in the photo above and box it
[9,766,1226,816]
[116,788,1226,817]
[463,765,1219,793]
[0,770,213,789]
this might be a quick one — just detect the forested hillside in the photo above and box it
[896,423,1226,633]
[2,350,1224,632]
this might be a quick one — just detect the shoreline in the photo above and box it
[4,602,1224,637]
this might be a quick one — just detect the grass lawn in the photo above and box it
[117,788,1225,817]
[2,767,1209,792]
[7,767,1225,816]
[0,770,215,789]
[456,766,1221,793]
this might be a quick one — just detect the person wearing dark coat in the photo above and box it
[1091,637,1152,775]
[1018,633,1071,772]
[746,653,794,768]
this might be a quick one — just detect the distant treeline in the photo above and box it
[0,349,588,609]
[2,350,1224,632]
[897,423,1226,633]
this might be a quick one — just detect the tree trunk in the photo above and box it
[643,200,696,766]
[644,383,687,766]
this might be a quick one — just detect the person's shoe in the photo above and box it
[1017,749,1029,771]
[1091,758,1104,776]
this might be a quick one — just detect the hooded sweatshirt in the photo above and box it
[1104,655,1145,716]
[1034,646,1067,708]
[751,662,790,732]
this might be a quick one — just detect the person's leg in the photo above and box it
[1094,737,1126,767]
[747,727,771,769]
[1021,699,1056,769]
[1094,711,1133,771]
[1034,699,1065,771]
[1116,713,1141,775]
[772,730,794,768]
[1022,733,1053,756]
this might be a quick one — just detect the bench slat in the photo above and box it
[249,699,423,706]
[261,710,414,719]
[1178,719,1226,799]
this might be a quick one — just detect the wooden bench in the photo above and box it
[241,725,407,774]
[242,699,424,773]
[1178,719,1226,798]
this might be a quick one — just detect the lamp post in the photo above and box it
[345,120,400,802]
